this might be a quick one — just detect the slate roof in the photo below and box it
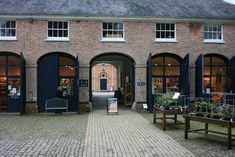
[0,0,235,19]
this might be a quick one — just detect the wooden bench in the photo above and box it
[153,106,183,130]
[45,98,68,113]
[184,115,235,149]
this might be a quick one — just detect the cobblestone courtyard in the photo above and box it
[0,113,88,157]
[0,109,235,157]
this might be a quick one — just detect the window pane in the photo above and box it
[60,78,73,96]
[166,78,179,93]
[103,23,107,29]
[108,31,112,37]
[48,30,52,37]
[59,30,63,37]
[119,23,123,30]
[1,22,6,28]
[8,56,20,64]
[59,66,75,76]
[204,66,210,75]
[152,66,163,75]
[53,30,57,37]
[156,31,160,38]
[1,29,5,36]
[152,57,163,65]
[8,78,20,96]
[204,32,208,39]
[108,23,112,29]
[166,24,170,30]
[59,56,75,65]
[6,21,10,28]
[118,31,123,38]
[48,22,52,28]
[64,30,68,37]
[11,29,16,36]
[171,32,175,38]
[212,57,225,65]
[64,22,68,29]
[0,56,6,64]
[161,23,165,30]
[53,22,57,28]
[8,66,20,76]
[59,22,63,28]
[161,32,165,38]
[103,31,107,37]
[165,57,179,65]
[171,24,175,30]
[165,66,180,75]
[113,23,118,29]
[156,24,160,30]
[0,66,6,75]
[10,21,15,28]
[212,67,227,75]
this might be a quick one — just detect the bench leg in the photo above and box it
[185,117,189,139]
[153,108,156,124]
[174,114,177,124]
[205,123,208,135]
[227,123,232,149]
[163,113,166,130]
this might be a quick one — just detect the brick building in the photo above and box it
[0,0,235,112]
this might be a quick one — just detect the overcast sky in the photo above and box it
[224,0,235,4]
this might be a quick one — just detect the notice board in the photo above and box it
[107,98,118,114]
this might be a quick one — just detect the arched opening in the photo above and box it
[90,52,135,110]
[195,53,229,97]
[92,63,117,92]
[0,52,25,113]
[151,53,182,93]
[204,54,229,93]
[37,52,79,112]
[146,53,189,111]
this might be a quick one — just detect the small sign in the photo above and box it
[143,103,148,109]
[137,82,146,86]
[107,98,118,114]
[79,80,88,87]
[172,92,180,100]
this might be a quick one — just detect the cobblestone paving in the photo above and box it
[0,113,88,157]
[141,112,235,157]
[82,110,194,157]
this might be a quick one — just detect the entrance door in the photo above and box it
[100,79,107,90]
[38,54,58,112]
[38,53,79,112]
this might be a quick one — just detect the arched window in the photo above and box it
[0,53,23,112]
[204,54,228,93]
[152,53,181,93]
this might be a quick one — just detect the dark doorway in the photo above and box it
[0,52,25,113]
[37,52,79,112]
[100,79,107,90]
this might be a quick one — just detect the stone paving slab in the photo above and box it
[82,110,195,157]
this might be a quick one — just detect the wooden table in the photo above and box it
[153,106,183,130]
[184,115,235,149]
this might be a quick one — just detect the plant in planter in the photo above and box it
[211,104,223,119]
[220,105,233,121]
[155,94,177,110]
[195,100,207,117]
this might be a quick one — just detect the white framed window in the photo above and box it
[101,22,125,42]
[0,20,16,40]
[203,24,224,43]
[46,21,69,41]
[155,23,176,42]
